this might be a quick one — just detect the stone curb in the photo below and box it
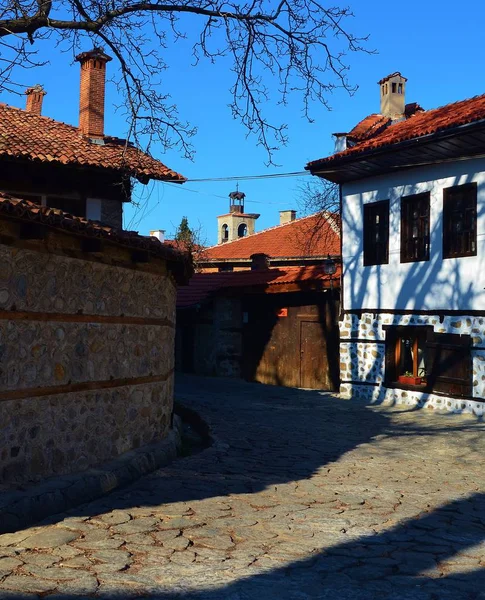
[0,416,184,535]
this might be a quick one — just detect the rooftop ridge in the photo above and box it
[0,102,80,131]
[203,211,339,252]
[0,102,185,182]
[308,91,485,170]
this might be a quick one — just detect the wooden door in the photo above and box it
[300,320,329,389]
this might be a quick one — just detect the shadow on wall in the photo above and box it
[342,171,485,405]
[344,171,485,313]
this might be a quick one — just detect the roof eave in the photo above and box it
[307,118,485,183]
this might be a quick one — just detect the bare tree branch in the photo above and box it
[0,0,371,162]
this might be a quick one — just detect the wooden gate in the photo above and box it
[300,320,330,389]
[242,291,339,390]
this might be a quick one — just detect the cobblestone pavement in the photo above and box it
[1,375,485,599]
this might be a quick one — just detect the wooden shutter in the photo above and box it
[426,331,472,396]
[384,328,398,383]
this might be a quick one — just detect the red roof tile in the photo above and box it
[177,265,341,308]
[201,213,340,261]
[347,114,391,141]
[0,193,192,282]
[0,104,185,183]
[377,72,408,85]
[307,94,485,171]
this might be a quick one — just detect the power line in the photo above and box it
[185,170,310,183]
[164,182,295,205]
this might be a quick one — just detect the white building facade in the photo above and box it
[308,74,485,414]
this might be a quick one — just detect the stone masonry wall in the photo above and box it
[0,241,176,485]
[339,312,485,416]
[193,297,242,378]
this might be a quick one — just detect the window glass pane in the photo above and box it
[401,193,430,262]
[443,183,477,258]
[364,200,389,266]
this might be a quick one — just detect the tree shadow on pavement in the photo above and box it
[2,376,485,599]
[3,493,485,599]
[21,375,392,526]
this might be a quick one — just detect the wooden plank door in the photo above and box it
[300,320,329,389]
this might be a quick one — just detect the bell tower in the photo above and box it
[217,190,260,244]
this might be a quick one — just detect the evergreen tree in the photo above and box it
[175,217,193,244]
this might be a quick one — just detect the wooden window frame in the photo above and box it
[401,192,430,263]
[363,200,390,266]
[384,325,472,397]
[443,183,477,259]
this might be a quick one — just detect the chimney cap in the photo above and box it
[75,47,112,64]
[25,84,46,96]
[377,72,407,85]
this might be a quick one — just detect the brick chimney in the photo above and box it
[75,48,112,138]
[279,210,297,225]
[25,85,46,115]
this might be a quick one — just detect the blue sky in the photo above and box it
[4,1,485,244]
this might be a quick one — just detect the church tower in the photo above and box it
[217,190,260,244]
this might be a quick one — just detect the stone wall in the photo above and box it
[176,297,242,378]
[0,229,177,485]
[339,312,485,415]
[193,297,242,378]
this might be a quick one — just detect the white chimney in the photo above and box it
[280,210,297,225]
[333,133,348,153]
[378,72,407,119]
[150,229,165,243]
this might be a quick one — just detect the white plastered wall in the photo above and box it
[341,157,485,312]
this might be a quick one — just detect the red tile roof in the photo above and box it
[177,265,341,308]
[347,114,391,141]
[0,103,185,183]
[201,212,340,261]
[217,212,261,218]
[307,94,485,171]
[0,193,192,282]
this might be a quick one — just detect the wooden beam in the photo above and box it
[19,222,46,240]
[132,249,150,263]
[0,310,174,328]
[81,237,103,253]
[0,371,174,402]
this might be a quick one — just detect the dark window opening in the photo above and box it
[218,264,233,272]
[401,192,430,263]
[443,183,477,258]
[385,326,472,396]
[398,83,403,94]
[392,82,397,93]
[221,223,229,243]
[47,197,86,217]
[238,223,248,238]
[363,200,389,266]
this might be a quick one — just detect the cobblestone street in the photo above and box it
[1,375,485,599]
